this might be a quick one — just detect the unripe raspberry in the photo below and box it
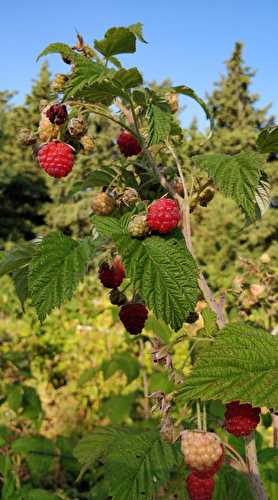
[181,431,223,478]
[91,192,115,216]
[224,401,260,437]
[120,188,139,206]
[17,128,36,147]
[128,215,149,238]
[117,131,141,157]
[98,256,125,289]
[147,198,180,234]
[37,142,74,178]
[186,473,215,500]
[51,74,69,93]
[119,303,148,335]
[80,135,95,153]
[109,289,128,306]
[68,117,88,137]
[46,104,68,125]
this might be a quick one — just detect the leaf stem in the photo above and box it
[202,402,207,432]
[196,400,202,430]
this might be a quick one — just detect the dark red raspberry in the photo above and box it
[186,473,215,500]
[224,401,260,437]
[38,142,74,178]
[117,131,141,157]
[119,303,148,335]
[147,198,180,234]
[46,104,68,125]
[98,256,125,289]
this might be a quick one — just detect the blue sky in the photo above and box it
[1,0,277,128]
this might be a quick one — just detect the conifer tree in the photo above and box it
[187,42,278,328]
[0,64,52,243]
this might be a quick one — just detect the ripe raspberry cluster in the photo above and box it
[98,256,125,289]
[38,142,74,178]
[224,401,261,437]
[119,303,148,335]
[117,131,142,157]
[186,473,215,500]
[147,198,180,234]
[98,256,148,335]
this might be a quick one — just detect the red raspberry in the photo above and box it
[186,473,214,500]
[181,431,223,479]
[117,131,141,157]
[119,303,148,335]
[224,401,260,437]
[38,142,74,178]
[46,104,68,125]
[147,198,180,234]
[98,256,125,289]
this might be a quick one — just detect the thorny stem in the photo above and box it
[245,433,268,500]
[272,414,278,448]
[139,338,150,419]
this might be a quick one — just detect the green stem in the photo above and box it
[196,400,202,430]
[202,402,207,432]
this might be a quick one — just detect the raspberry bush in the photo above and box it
[0,22,277,500]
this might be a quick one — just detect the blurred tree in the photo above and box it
[0,63,52,244]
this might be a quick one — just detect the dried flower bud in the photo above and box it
[68,117,88,137]
[46,104,68,125]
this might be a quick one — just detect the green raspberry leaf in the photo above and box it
[193,152,264,219]
[36,42,84,63]
[94,27,136,58]
[28,232,94,321]
[93,216,199,331]
[105,430,180,500]
[128,23,147,43]
[177,322,278,410]
[147,101,172,145]
[257,125,278,153]
[173,85,214,130]
[113,67,143,89]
